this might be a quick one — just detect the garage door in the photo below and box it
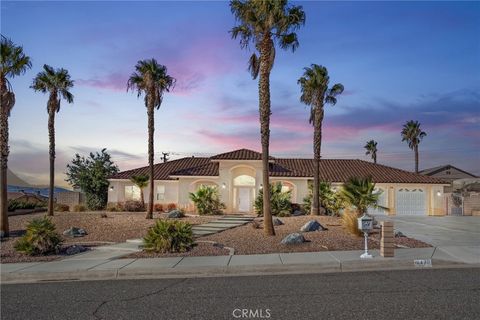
[396,188,426,215]
[368,188,387,215]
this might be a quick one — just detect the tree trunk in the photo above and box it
[312,105,324,215]
[373,153,377,164]
[259,36,274,236]
[146,105,154,219]
[414,145,419,173]
[48,108,56,216]
[140,189,145,209]
[0,77,10,237]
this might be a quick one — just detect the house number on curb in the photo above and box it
[414,259,432,267]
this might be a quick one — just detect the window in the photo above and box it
[156,185,165,201]
[446,170,451,175]
[125,185,140,201]
[233,175,255,186]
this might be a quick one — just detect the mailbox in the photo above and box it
[357,214,373,232]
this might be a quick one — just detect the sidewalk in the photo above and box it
[1,245,478,284]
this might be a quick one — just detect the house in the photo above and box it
[419,164,477,184]
[420,165,479,216]
[108,148,448,216]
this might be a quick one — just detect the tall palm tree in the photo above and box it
[401,120,426,173]
[31,65,74,216]
[130,174,149,209]
[364,140,378,164]
[230,0,305,235]
[298,64,343,215]
[127,59,175,219]
[0,35,31,237]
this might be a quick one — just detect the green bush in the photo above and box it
[255,182,292,217]
[303,182,345,216]
[143,220,194,253]
[124,200,145,212]
[7,199,46,211]
[73,204,86,212]
[55,203,70,212]
[85,193,106,211]
[338,176,386,216]
[14,217,63,255]
[189,185,225,215]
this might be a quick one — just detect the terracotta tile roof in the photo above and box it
[210,148,273,160]
[109,157,213,180]
[110,152,446,184]
[273,159,447,184]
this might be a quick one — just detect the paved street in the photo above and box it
[1,268,479,320]
[377,216,480,246]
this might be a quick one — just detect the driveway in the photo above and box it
[376,216,480,247]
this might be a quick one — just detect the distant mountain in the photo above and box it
[7,169,72,196]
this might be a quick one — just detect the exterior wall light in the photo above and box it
[436,191,441,197]
[109,185,114,191]
[259,184,263,189]
[222,182,226,189]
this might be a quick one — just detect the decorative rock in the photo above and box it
[65,245,87,255]
[395,230,406,238]
[167,210,184,218]
[292,210,304,216]
[281,233,305,245]
[63,227,87,238]
[272,217,284,226]
[300,220,327,232]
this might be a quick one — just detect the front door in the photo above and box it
[238,187,251,212]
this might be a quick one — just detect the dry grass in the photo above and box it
[340,211,362,237]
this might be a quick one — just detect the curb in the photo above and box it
[1,259,476,284]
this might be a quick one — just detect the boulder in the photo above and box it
[281,233,305,245]
[65,245,87,255]
[167,210,184,218]
[300,220,327,232]
[272,217,284,226]
[395,231,406,238]
[292,210,304,216]
[63,227,87,238]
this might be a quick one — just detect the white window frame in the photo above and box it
[125,185,141,201]
[156,185,165,201]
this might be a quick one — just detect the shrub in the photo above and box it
[7,200,46,211]
[303,182,345,216]
[55,204,70,212]
[167,203,177,211]
[85,193,106,211]
[255,182,292,217]
[340,210,362,237]
[73,204,86,212]
[124,200,145,212]
[14,217,63,255]
[338,176,386,216]
[189,186,225,215]
[106,202,124,212]
[154,203,164,212]
[143,220,194,253]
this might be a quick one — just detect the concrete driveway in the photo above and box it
[376,215,480,247]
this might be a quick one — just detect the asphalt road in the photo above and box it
[1,268,479,320]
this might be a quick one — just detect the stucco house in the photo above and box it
[108,148,448,216]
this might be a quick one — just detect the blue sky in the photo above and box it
[2,0,479,187]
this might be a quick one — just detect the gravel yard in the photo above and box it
[128,215,431,258]
[0,211,216,263]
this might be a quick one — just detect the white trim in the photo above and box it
[170,175,219,179]
[211,159,275,163]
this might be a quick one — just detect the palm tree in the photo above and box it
[130,174,149,209]
[298,64,344,215]
[127,59,175,219]
[230,0,305,235]
[364,140,378,164]
[401,120,426,173]
[339,176,386,217]
[0,35,31,237]
[31,65,74,216]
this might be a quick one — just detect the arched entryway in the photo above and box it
[230,166,256,213]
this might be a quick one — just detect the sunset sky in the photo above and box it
[2,0,479,187]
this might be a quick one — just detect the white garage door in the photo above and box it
[368,188,387,215]
[396,188,426,215]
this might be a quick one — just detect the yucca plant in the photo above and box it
[255,182,292,217]
[143,220,194,253]
[189,185,225,215]
[14,216,63,255]
[338,176,387,217]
